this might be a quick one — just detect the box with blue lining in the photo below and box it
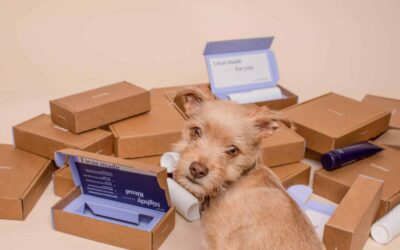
[51,148,175,250]
[203,37,297,108]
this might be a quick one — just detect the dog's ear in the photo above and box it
[247,105,280,139]
[174,87,213,116]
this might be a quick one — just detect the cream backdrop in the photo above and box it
[0,1,399,249]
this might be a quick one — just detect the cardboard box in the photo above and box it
[284,93,391,154]
[0,144,54,220]
[272,162,310,188]
[323,175,383,250]
[52,149,174,250]
[110,89,185,158]
[13,114,114,160]
[50,81,150,133]
[313,143,399,219]
[261,123,305,167]
[362,94,400,129]
[374,129,400,150]
[53,155,162,197]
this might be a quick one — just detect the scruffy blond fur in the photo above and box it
[173,88,324,250]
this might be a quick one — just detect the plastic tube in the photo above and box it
[371,205,400,244]
[320,142,383,171]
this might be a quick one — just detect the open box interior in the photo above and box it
[54,151,170,232]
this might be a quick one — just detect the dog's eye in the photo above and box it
[225,145,240,157]
[190,127,202,139]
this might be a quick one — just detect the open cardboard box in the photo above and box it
[13,114,113,160]
[284,93,391,154]
[313,142,399,219]
[0,144,54,220]
[110,88,185,158]
[323,175,383,250]
[50,81,150,133]
[362,94,400,129]
[273,162,310,188]
[52,149,174,250]
[54,155,162,198]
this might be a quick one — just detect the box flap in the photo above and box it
[204,37,274,55]
[55,149,170,212]
[51,82,148,112]
[0,144,49,200]
[284,93,390,137]
[14,114,112,148]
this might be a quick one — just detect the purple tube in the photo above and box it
[320,142,383,171]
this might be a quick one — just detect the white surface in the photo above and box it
[228,86,283,104]
[167,178,200,222]
[160,152,180,173]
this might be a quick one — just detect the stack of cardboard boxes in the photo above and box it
[2,81,315,249]
[2,79,399,249]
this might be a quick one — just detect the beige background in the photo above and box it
[0,0,399,249]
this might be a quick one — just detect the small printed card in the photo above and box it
[204,37,280,100]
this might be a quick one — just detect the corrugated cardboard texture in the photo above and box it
[0,144,54,220]
[362,94,400,129]
[314,143,399,219]
[53,155,162,197]
[52,150,174,250]
[261,123,305,167]
[50,81,150,133]
[323,175,383,250]
[13,114,114,160]
[110,89,185,158]
[272,162,310,188]
[374,129,400,150]
[284,93,391,154]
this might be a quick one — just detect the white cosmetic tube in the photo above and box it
[371,205,400,244]
[228,87,283,104]
[167,178,200,221]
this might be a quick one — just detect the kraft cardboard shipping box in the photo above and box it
[272,162,310,188]
[323,175,383,250]
[0,144,54,220]
[54,155,162,197]
[284,93,391,154]
[313,143,399,219]
[362,94,400,129]
[52,149,175,250]
[374,129,400,150]
[50,81,150,133]
[110,89,185,158]
[13,114,113,160]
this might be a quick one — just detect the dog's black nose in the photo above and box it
[189,161,209,179]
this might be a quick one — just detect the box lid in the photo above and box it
[0,144,49,199]
[14,114,112,148]
[284,93,390,137]
[203,37,279,98]
[55,149,171,212]
[362,94,400,129]
[51,82,148,112]
[110,89,184,138]
[203,37,274,55]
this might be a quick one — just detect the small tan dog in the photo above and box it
[173,88,324,250]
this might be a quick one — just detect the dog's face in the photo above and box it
[173,88,279,198]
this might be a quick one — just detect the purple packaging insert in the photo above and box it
[54,151,169,232]
[203,37,280,99]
